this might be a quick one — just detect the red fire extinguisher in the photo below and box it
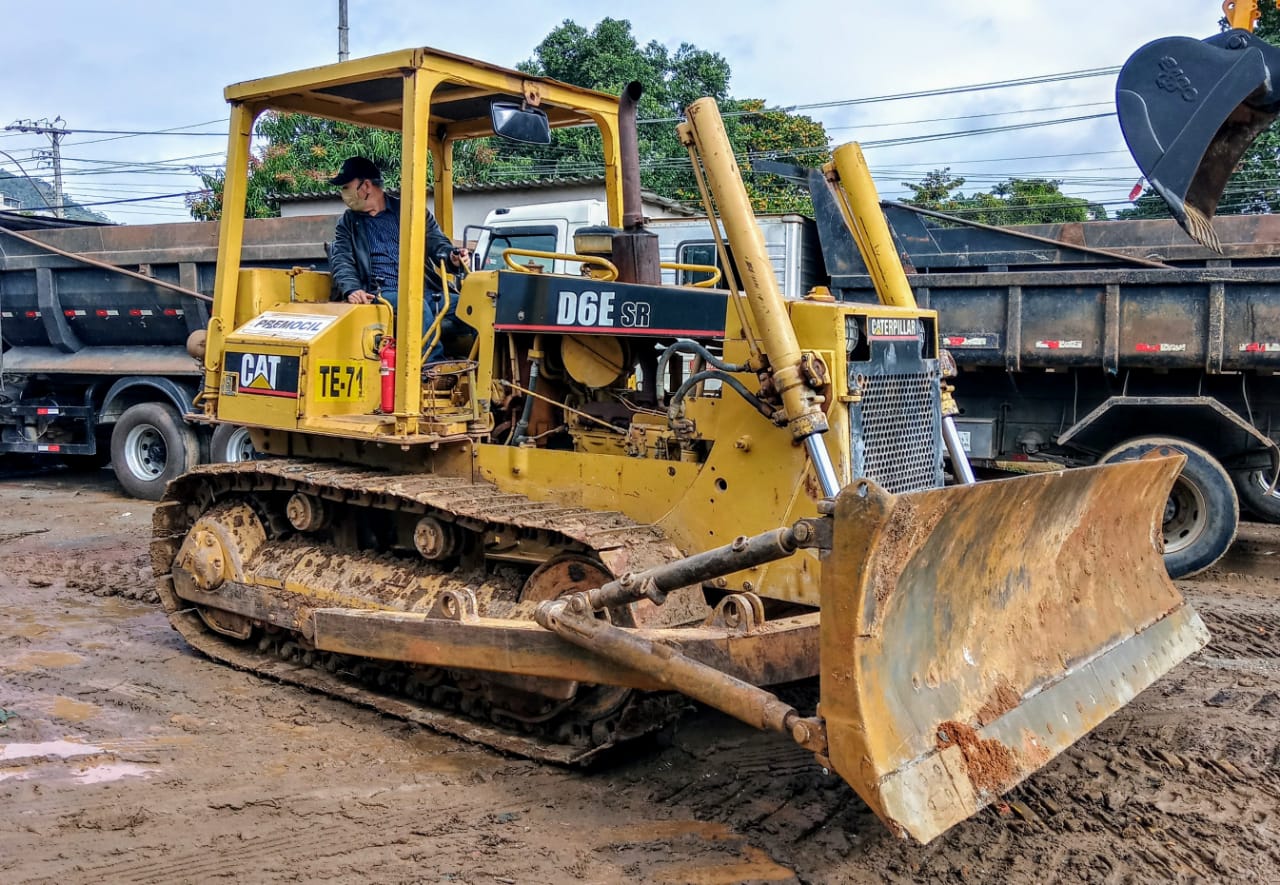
[379,336,396,413]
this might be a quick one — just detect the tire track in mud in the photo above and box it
[16,798,475,885]
[1198,606,1279,660]
[988,740,1280,881]
[0,551,155,602]
[646,717,885,859]
[640,594,1280,882]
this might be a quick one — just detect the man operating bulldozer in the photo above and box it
[328,156,469,359]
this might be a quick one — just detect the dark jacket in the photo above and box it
[329,194,457,300]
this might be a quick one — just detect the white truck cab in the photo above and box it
[474,200,611,276]
[475,199,825,299]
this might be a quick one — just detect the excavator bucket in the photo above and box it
[1116,29,1280,251]
[818,453,1208,843]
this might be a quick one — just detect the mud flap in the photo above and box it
[818,454,1209,843]
[1116,30,1280,251]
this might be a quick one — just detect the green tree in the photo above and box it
[188,113,400,221]
[727,101,828,213]
[900,169,968,211]
[901,168,1101,224]
[517,18,825,215]
[189,17,828,219]
[0,171,112,223]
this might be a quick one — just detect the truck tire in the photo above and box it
[1100,436,1238,579]
[1231,468,1280,523]
[110,403,200,500]
[209,424,259,463]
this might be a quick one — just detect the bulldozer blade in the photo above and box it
[818,454,1208,843]
[1116,30,1280,252]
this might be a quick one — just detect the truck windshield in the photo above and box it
[482,226,560,272]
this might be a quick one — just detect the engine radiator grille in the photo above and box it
[851,372,943,494]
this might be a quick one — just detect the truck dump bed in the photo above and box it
[832,212,1280,376]
[825,208,1280,576]
[1,216,332,363]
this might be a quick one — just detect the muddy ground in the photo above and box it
[0,466,1276,885]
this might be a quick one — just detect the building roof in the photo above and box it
[0,210,112,231]
[270,176,698,216]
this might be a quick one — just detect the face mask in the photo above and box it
[340,185,365,212]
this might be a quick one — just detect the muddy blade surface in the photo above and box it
[818,455,1208,843]
[1116,33,1279,251]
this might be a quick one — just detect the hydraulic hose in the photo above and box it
[667,370,775,424]
[655,339,748,390]
[512,336,544,445]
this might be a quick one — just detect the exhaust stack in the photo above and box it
[607,81,660,284]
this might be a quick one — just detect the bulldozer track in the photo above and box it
[150,459,695,766]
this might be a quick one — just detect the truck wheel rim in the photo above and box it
[1162,477,1206,555]
[1247,469,1280,501]
[124,424,167,480]
[222,427,255,461]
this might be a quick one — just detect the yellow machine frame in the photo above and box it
[205,49,629,434]
[155,44,1210,846]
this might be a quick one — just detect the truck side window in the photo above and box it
[482,227,559,272]
[678,241,732,288]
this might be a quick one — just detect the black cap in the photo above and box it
[329,156,381,186]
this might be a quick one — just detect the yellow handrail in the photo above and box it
[661,261,722,288]
[423,259,452,359]
[501,248,619,281]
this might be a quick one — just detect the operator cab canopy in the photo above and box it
[220,46,628,233]
[223,46,615,135]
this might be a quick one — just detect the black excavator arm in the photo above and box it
[1117,26,1280,251]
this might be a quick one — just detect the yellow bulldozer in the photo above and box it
[153,47,1212,843]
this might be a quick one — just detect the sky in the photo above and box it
[0,0,1230,225]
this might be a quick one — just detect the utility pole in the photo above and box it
[338,0,349,62]
[5,117,67,217]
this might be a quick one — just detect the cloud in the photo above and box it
[1,0,1223,223]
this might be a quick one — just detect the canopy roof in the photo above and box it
[224,46,622,139]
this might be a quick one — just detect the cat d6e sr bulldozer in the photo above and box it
[153,47,1207,844]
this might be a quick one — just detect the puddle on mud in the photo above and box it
[6,651,84,671]
[598,820,796,883]
[404,752,498,775]
[7,623,52,639]
[102,734,196,754]
[0,739,159,785]
[401,733,496,775]
[50,696,99,722]
[72,762,157,784]
[0,738,105,762]
[98,597,153,619]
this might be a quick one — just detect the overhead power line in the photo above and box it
[60,127,225,137]
[0,61,1146,223]
[638,65,1122,124]
[67,119,229,147]
[6,118,68,217]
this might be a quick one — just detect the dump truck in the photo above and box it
[0,217,329,497]
[150,47,1209,844]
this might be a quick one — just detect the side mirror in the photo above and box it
[490,102,551,145]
